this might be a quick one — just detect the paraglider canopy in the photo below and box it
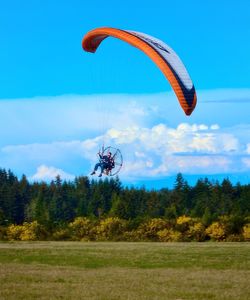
[82,27,197,116]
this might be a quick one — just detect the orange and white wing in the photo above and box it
[82,27,197,116]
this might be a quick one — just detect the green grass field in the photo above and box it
[0,242,249,299]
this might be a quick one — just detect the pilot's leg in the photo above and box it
[98,163,105,177]
[91,163,101,175]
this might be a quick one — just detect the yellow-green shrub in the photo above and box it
[136,218,170,241]
[175,215,199,241]
[205,222,226,241]
[52,228,71,241]
[95,217,126,241]
[122,230,142,242]
[176,215,193,232]
[69,217,94,241]
[188,222,206,241]
[7,224,24,240]
[7,221,46,241]
[20,222,38,241]
[157,228,182,242]
[242,224,250,241]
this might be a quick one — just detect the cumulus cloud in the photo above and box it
[1,121,250,181]
[242,157,250,169]
[105,123,239,154]
[30,165,74,181]
[246,143,250,154]
[82,122,247,178]
[1,89,250,182]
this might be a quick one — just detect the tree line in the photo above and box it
[0,168,249,228]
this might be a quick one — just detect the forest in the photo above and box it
[0,168,249,241]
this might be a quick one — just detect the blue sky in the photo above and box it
[0,0,250,187]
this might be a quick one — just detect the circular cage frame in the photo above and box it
[102,146,123,176]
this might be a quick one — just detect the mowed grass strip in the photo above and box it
[0,242,249,269]
[0,242,250,299]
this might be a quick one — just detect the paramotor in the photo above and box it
[102,146,123,176]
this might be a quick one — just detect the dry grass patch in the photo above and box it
[0,264,249,300]
[0,242,250,299]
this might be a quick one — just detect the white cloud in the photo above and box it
[1,88,249,145]
[246,143,250,154]
[97,122,249,178]
[1,121,249,180]
[30,165,74,181]
[242,157,250,169]
[1,89,250,182]
[0,93,159,148]
[211,124,220,130]
[104,123,240,154]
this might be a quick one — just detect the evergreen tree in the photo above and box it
[75,176,90,217]
[170,173,191,216]
[220,178,234,214]
[191,178,212,217]
[0,167,249,225]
